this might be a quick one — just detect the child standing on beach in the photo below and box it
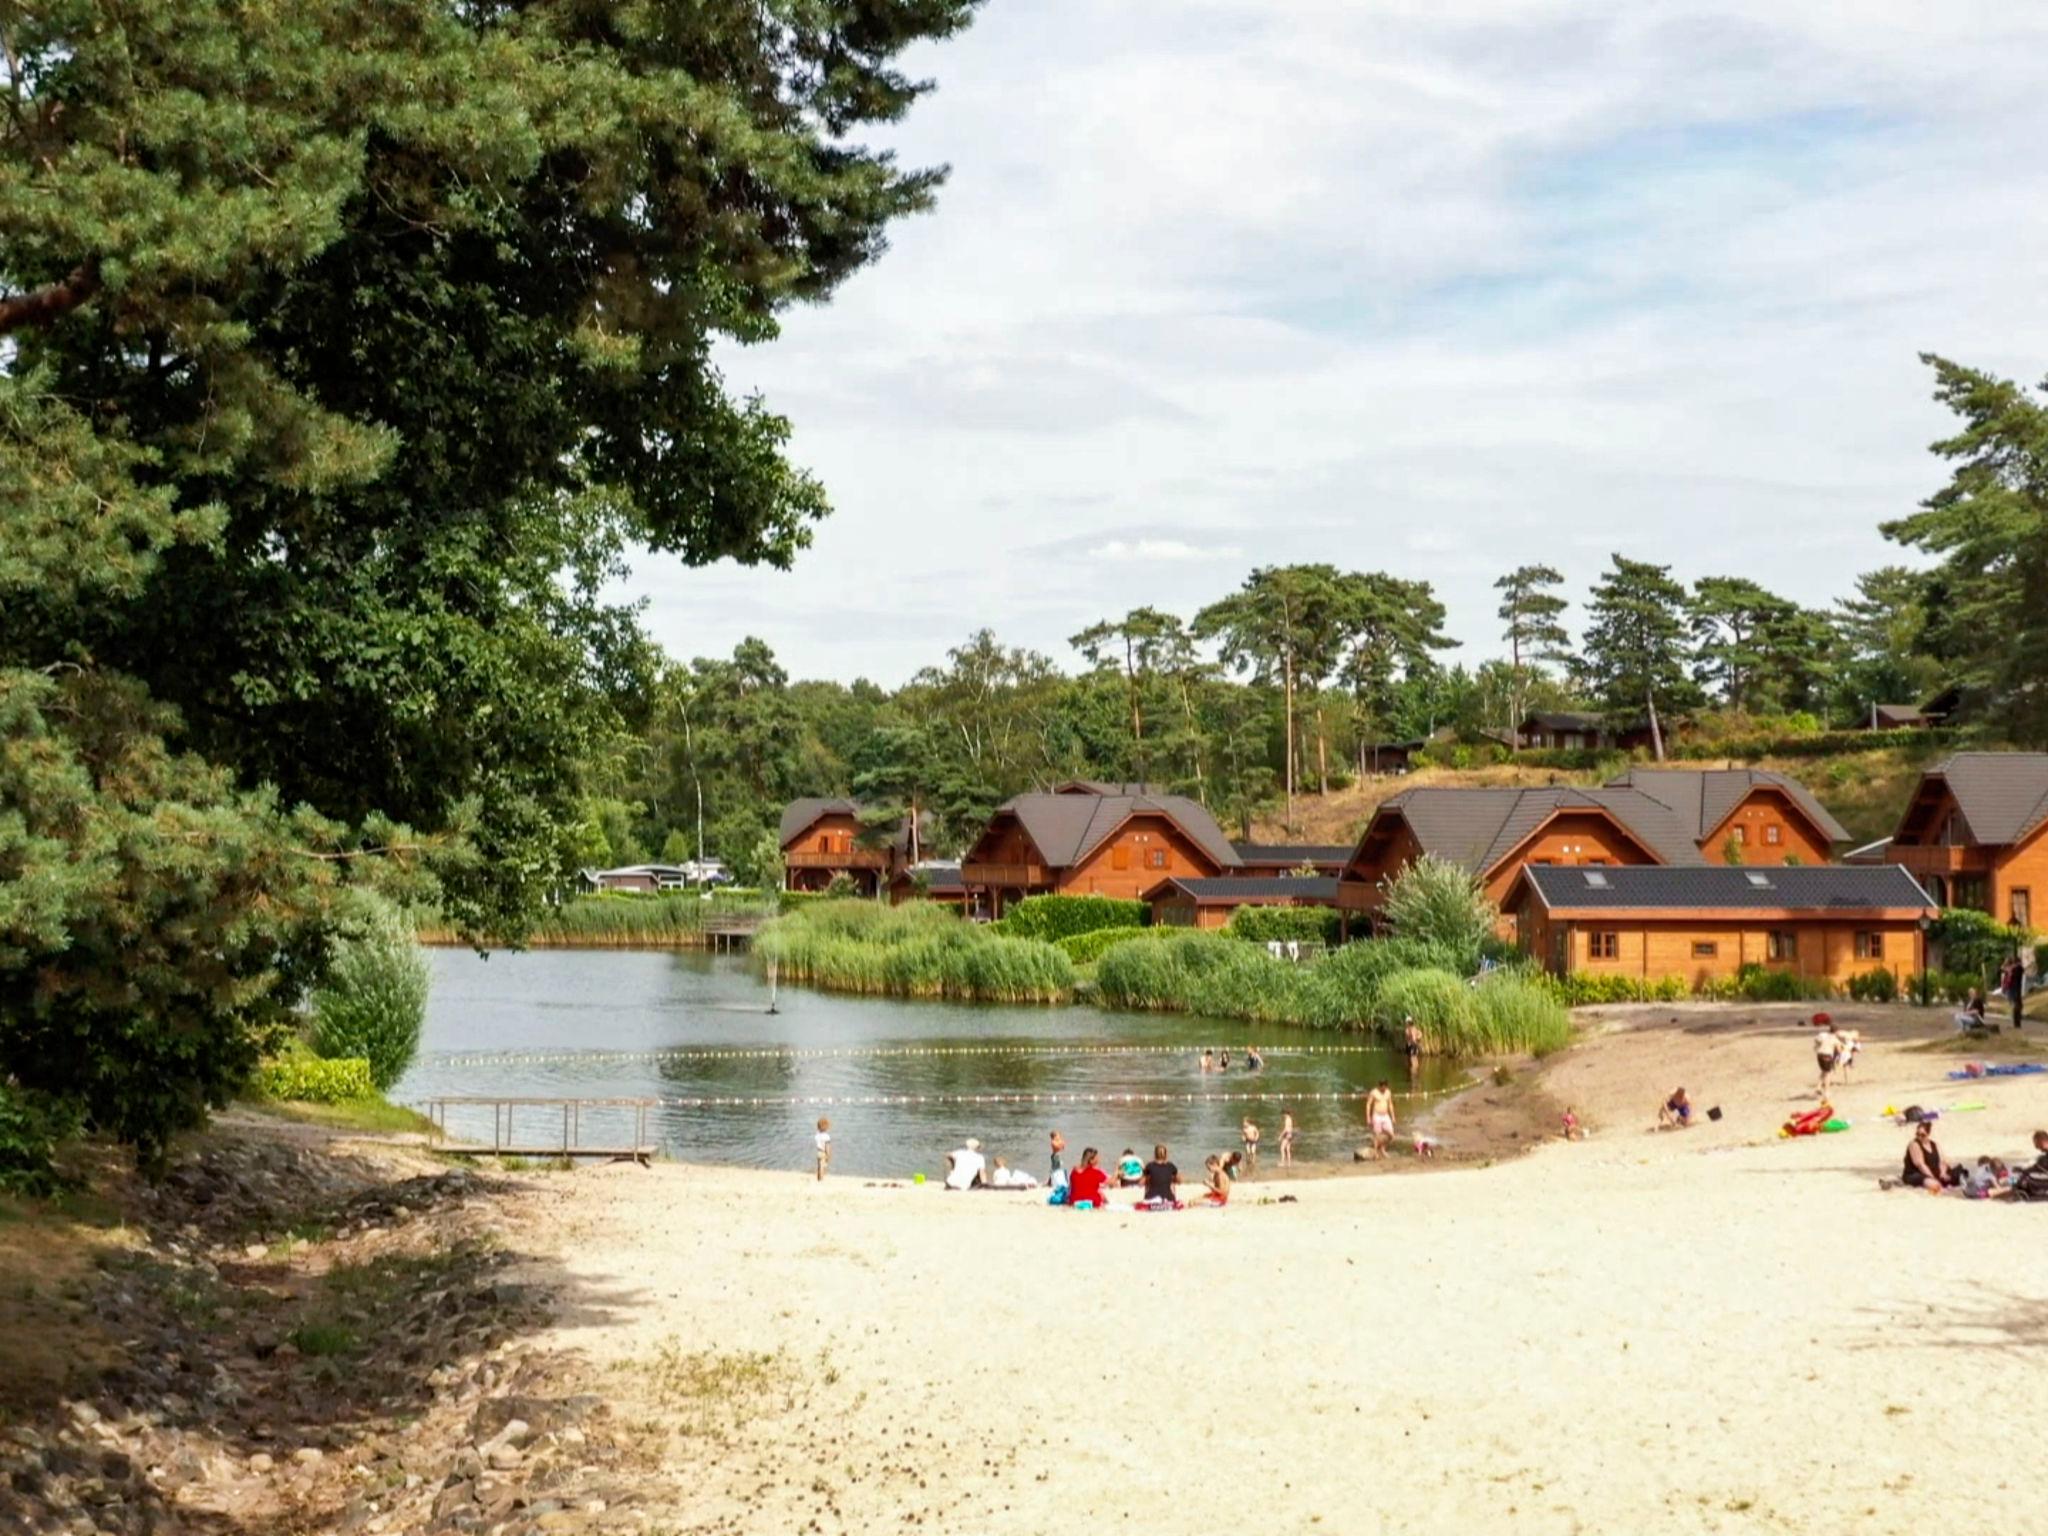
[1240,1115,1260,1175]
[814,1117,832,1181]
[1279,1110,1296,1167]
[1048,1128,1066,1185]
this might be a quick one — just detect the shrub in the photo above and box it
[1373,968,1477,1046]
[253,1056,377,1104]
[0,1083,81,1197]
[1225,905,1342,947]
[309,894,430,1091]
[756,901,1074,1003]
[1378,856,1494,966]
[1093,931,1316,1025]
[1308,937,1469,1027]
[1734,963,1835,1002]
[994,895,1148,943]
[1847,968,1899,1003]
[1547,973,1689,1006]
[1471,974,1575,1056]
[1055,926,1155,964]
[1931,908,2030,979]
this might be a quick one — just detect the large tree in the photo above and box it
[1883,355,2048,741]
[1,0,979,1162]
[1832,566,1943,722]
[1578,555,1699,759]
[1340,573,1453,771]
[1494,564,1572,751]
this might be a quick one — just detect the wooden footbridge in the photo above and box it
[422,1096,659,1165]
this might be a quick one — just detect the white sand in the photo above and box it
[506,1005,2048,1535]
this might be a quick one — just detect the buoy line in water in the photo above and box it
[421,1083,1476,1112]
[423,1041,1404,1068]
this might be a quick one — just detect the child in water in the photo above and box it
[1278,1110,1296,1167]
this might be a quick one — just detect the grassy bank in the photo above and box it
[755,901,1076,1004]
[1093,931,1572,1056]
[418,890,781,949]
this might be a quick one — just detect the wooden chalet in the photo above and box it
[886,861,971,911]
[1145,876,1341,930]
[1510,864,1935,986]
[1883,752,2048,923]
[959,785,1240,916]
[779,798,928,897]
[1336,768,1847,934]
[1515,711,1685,753]
[1229,842,1354,877]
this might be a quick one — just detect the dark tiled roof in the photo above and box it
[894,861,964,892]
[1924,753,2048,845]
[1231,843,1355,864]
[779,797,862,845]
[1871,704,1929,728]
[1520,864,1935,912]
[1521,711,1605,732]
[1605,767,1849,844]
[1373,786,1708,873]
[1147,877,1341,903]
[993,792,1240,871]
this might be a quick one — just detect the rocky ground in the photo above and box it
[0,1121,673,1536]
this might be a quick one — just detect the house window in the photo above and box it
[1731,826,1746,845]
[1854,932,1884,960]
[1765,825,1781,846]
[1588,932,1620,960]
[1953,876,1990,913]
[2014,889,2033,928]
[1768,931,1798,961]
[1692,941,1718,958]
[1146,848,1168,870]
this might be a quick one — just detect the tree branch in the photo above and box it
[0,260,101,336]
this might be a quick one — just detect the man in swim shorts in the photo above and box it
[1365,1080,1396,1160]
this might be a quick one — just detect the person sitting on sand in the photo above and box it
[1894,1121,1963,1193]
[989,1156,1039,1190]
[1141,1143,1180,1207]
[944,1137,987,1191]
[1117,1147,1144,1187]
[1658,1088,1693,1129]
[1966,988,1988,1024]
[2007,1130,2048,1202]
[1561,1106,1586,1142]
[1202,1155,1229,1205]
[1067,1147,1110,1209]
[1278,1110,1296,1167]
[1967,1156,2010,1197]
[1365,1080,1397,1160]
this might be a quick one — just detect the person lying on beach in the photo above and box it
[1117,1148,1144,1186]
[1140,1144,1180,1207]
[944,1138,987,1191]
[989,1157,1039,1189]
[1066,1147,1110,1209]
[1202,1155,1229,1206]
[1658,1088,1693,1129]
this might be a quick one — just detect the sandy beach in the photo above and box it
[493,1003,2048,1536]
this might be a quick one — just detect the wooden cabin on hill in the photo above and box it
[1511,864,1935,987]
[959,784,1240,917]
[1883,752,2048,924]
[779,798,928,897]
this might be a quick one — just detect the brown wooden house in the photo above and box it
[959,786,1239,916]
[1229,843,1354,877]
[1603,767,1846,866]
[780,799,929,896]
[1510,864,1934,987]
[1146,876,1341,930]
[1883,752,2048,924]
[886,861,971,911]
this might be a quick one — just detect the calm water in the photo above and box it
[394,949,1459,1178]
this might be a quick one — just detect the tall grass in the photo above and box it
[756,901,1075,1003]
[419,890,780,948]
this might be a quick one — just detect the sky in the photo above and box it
[625,0,2048,687]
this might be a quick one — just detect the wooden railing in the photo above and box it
[960,862,1051,888]
[785,849,889,869]
[1887,843,1986,876]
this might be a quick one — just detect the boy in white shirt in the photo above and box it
[814,1117,831,1181]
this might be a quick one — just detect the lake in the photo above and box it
[395,948,1459,1178]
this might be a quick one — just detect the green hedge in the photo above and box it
[757,900,1074,1003]
[1670,726,1959,759]
[994,895,1147,942]
[1225,906,1342,946]
[253,1056,377,1104]
[1055,926,1156,964]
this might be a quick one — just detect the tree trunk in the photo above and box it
[1508,628,1522,756]
[1315,704,1329,795]
[1646,690,1666,762]
[1283,650,1296,827]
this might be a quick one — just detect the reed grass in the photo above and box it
[418,891,779,949]
[756,901,1075,1003]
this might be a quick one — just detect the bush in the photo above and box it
[1471,974,1575,1056]
[1373,968,1477,1046]
[309,894,430,1091]
[0,1082,81,1197]
[1378,855,1495,966]
[1225,905,1342,947]
[1092,931,1317,1026]
[1547,973,1689,1006]
[1847,968,1899,1003]
[1931,907,2031,979]
[756,900,1074,1003]
[1308,936,1470,1027]
[253,1056,377,1104]
[1055,926,1155,964]
[1734,963,1835,1002]
[994,895,1147,943]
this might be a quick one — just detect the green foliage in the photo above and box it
[1667,727,1959,760]
[252,1056,376,1105]
[1547,973,1691,1006]
[309,894,430,1091]
[1091,931,1318,1026]
[1374,969,1478,1046]
[1309,936,1472,1025]
[1930,907,2030,978]
[1224,906,1343,947]
[1733,963,1837,1002]
[1054,927,1156,964]
[0,1082,81,1197]
[757,901,1074,1003]
[489,890,778,947]
[1472,975,1576,1057]
[1378,855,1495,963]
[1579,554,1702,752]
[994,895,1148,943]
[1847,968,1900,1003]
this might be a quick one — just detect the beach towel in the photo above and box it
[1947,1062,2048,1080]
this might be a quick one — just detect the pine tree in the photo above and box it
[1494,565,1572,751]
[1579,555,1700,759]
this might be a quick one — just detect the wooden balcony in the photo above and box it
[785,848,889,870]
[1886,843,1988,877]
[1334,878,1381,912]
[960,862,1051,888]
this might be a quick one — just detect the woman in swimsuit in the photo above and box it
[1278,1110,1296,1167]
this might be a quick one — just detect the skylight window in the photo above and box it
[1746,872,1772,888]
[1582,871,1609,888]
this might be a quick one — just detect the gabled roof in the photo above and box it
[891,861,964,893]
[1605,767,1849,845]
[779,797,863,846]
[1231,842,1355,865]
[1362,786,1708,876]
[1144,876,1341,905]
[1516,863,1936,914]
[1050,779,1154,796]
[1520,711,1605,732]
[987,792,1240,872]
[1913,753,2048,846]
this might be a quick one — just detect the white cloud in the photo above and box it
[626,0,2048,681]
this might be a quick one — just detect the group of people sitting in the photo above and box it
[1887,1123,2048,1200]
[940,1138,1044,1190]
[1062,1143,1234,1209]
